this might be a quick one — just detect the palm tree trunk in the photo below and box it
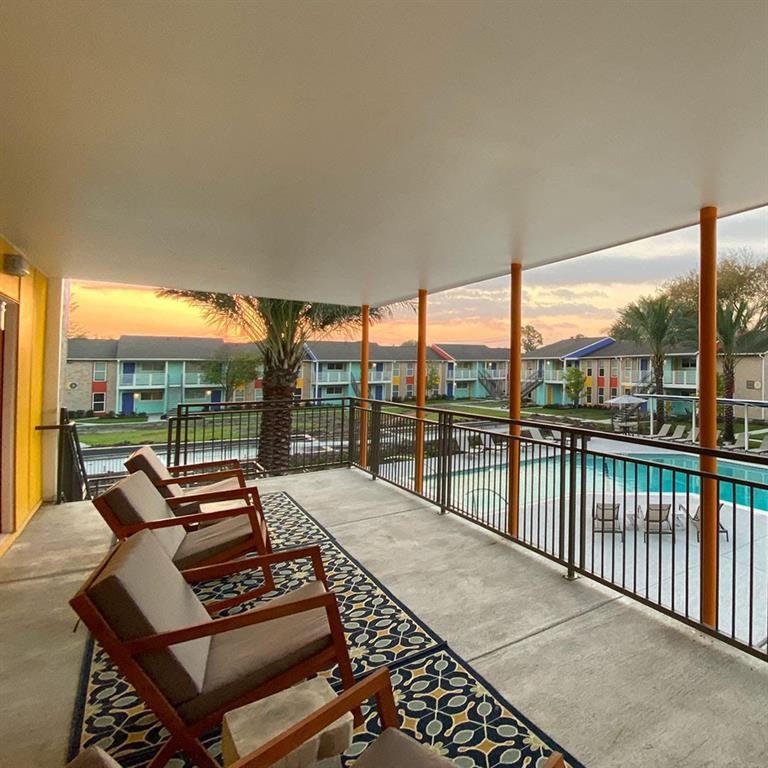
[723,358,735,443]
[258,366,298,472]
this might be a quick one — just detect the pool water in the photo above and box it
[434,453,768,513]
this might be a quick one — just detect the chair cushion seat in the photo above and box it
[67,746,122,768]
[355,729,457,767]
[172,514,254,569]
[178,581,332,723]
[183,475,243,498]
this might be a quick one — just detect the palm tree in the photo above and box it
[158,291,391,472]
[717,299,768,442]
[613,296,685,428]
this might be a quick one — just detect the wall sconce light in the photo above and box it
[133,393,141,400]
[205,389,212,396]
[3,253,30,277]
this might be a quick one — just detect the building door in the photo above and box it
[373,384,383,400]
[0,299,18,534]
[121,391,135,414]
[447,381,453,397]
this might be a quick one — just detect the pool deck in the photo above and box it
[1,467,767,767]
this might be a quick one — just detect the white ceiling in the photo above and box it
[0,1,766,305]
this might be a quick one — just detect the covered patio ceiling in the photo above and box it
[0,0,766,306]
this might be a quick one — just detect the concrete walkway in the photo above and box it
[1,468,767,767]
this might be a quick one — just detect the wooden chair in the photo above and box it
[231,667,565,768]
[70,530,357,768]
[93,471,271,571]
[125,445,261,510]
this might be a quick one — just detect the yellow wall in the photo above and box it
[0,240,49,556]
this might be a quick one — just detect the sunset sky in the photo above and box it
[70,206,767,347]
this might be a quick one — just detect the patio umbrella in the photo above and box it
[607,394,646,406]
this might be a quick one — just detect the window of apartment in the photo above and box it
[325,386,344,395]
[93,361,107,382]
[586,364,593,376]
[392,364,400,376]
[597,391,605,404]
[680,357,697,369]
[610,387,618,398]
[92,392,106,412]
[598,364,605,377]
[139,390,163,400]
[746,380,758,390]
[585,389,592,404]
[392,385,400,398]
[406,384,414,396]
[233,387,246,401]
[326,362,344,370]
[138,362,165,372]
[406,364,414,376]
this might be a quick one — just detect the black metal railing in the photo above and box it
[37,408,90,502]
[80,395,767,661]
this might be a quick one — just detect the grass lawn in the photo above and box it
[79,427,170,447]
[77,416,148,425]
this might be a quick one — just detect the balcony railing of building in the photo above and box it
[119,371,166,387]
[367,369,390,383]
[665,369,698,387]
[481,368,508,379]
[544,369,563,382]
[183,372,218,386]
[451,368,477,380]
[316,369,351,384]
[67,396,768,663]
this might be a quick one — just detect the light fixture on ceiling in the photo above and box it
[3,253,30,277]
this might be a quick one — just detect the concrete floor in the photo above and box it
[1,467,767,767]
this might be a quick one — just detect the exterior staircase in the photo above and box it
[478,369,504,398]
[521,375,543,401]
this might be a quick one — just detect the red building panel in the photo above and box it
[597,376,605,387]
[406,375,414,385]
[254,379,263,389]
[610,376,618,388]
[91,381,107,393]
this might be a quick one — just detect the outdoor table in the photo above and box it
[221,677,353,767]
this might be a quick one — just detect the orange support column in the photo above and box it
[508,263,522,537]
[359,304,370,467]
[699,206,718,628]
[414,289,427,493]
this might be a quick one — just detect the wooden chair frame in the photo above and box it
[230,668,565,768]
[70,544,357,768]
[93,484,272,566]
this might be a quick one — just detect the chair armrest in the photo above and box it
[166,486,256,507]
[155,468,245,487]
[121,505,254,534]
[168,459,241,474]
[124,591,338,654]
[182,544,326,584]
[542,753,565,768]
[231,668,399,768]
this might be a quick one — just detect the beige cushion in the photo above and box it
[67,746,122,768]
[178,581,332,723]
[173,514,254,569]
[87,530,212,706]
[98,472,184,558]
[355,729,457,767]
[125,446,183,497]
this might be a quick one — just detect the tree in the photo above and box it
[202,354,262,401]
[563,366,586,406]
[158,291,391,472]
[716,299,768,442]
[426,362,441,397]
[662,248,768,324]
[521,324,543,352]
[611,296,683,428]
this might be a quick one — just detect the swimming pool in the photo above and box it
[428,452,768,513]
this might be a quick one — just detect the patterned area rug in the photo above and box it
[70,491,584,768]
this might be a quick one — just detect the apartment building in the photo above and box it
[522,336,768,408]
[63,336,512,415]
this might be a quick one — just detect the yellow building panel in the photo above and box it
[585,376,592,386]
[0,237,49,557]
[296,378,304,388]
[392,375,400,385]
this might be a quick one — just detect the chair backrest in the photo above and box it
[760,436,768,451]
[594,503,620,521]
[85,530,211,706]
[670,426,686,440]
[655,424,671,438]
[125,446,182,498]
[529,427,544,441]
[95,472,184,558]
[646,503,671,522]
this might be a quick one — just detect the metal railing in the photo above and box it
[119,371,166,387]
[665,369,698,386]
[316,370,351,383]
[346,398,768,661]
[79,395,767,661]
